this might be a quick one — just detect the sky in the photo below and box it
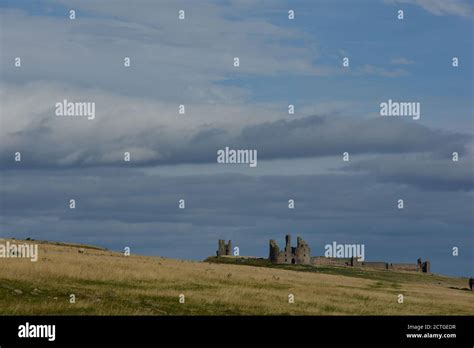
[0,0,473,276]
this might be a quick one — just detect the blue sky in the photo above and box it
[0,0,473,276]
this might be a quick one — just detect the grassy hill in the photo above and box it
[0,239,472,315]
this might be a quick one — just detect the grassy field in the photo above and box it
[0,239,472,315]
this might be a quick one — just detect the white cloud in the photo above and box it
[390,57,415,65]
[0,81,286,166]
[353,64,408,78]
[386,0,473,18]
[0,2,326,105]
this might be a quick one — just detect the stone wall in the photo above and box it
[311,256,351,266]
[361,261,388,269]
[389,263,418,272]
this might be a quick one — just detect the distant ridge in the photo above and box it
[0,238,107,251]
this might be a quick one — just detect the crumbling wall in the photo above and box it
[311,256,351,266]
[390,263,418,272]
[361,261,388,269]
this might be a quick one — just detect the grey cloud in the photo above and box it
[348,155,474,191]
[2,113,472,176]
[236,116,470,157]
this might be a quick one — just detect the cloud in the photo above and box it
[348,154,474,191]
[390,57,415,65]
[1,81,471,173]
[0,81,283,168]
[353,64,408,78]
[2,80,472,195]
[0,2,326,104]
[386,0,474,18]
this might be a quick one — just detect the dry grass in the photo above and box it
[0,239,472,315]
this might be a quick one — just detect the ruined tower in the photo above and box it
[417,258,430,273]
[422,260,430,273]
[216,239,232,257]
[295,236,310,264]
[269,239,280,263]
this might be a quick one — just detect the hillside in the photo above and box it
[0,239,472,315]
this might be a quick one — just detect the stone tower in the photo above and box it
[269,239,280,263]
[422,260,430,273]
[217,239,232,257]
[417,258,430,273]
[295,236,310,264]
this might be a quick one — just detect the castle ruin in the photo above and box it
[311,255,431,273]
[214,235,431,274]
[216,239,232,257]
[269,235,310,265]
